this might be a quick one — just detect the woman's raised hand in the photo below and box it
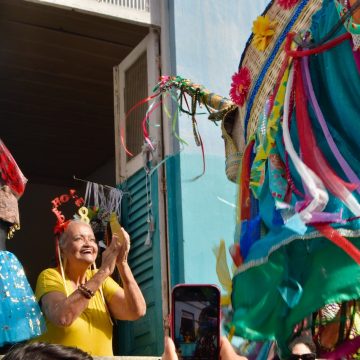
[100,227,130,275]
[115,227,130,265]
[220,337,248,360]
[162,337,178,360]
[100,237,120,276]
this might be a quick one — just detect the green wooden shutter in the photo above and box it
[117,168,164,356]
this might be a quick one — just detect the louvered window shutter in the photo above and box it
[124,52,148,161]
[113,31,165,356]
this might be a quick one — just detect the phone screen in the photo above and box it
[172,285,220,360]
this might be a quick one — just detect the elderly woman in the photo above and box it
[34,220,146,356]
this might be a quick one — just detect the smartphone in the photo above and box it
[171,284,221,360]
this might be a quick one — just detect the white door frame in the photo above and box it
[114,29,161,183]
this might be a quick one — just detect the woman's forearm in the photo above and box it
[117,262,146,319]
[45,269,110,327]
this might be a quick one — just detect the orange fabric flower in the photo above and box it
[252,15,277,51]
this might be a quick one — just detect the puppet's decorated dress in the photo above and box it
[0,140,44,346]
[0,250,45,346]
[228,0,360,356]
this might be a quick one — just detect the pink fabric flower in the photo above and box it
[229,67,251,107]
[277,0,299,10]
[159,75,171,86]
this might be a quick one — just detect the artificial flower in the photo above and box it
[252,15,277,51]
[159,75,170,86]
[277,0,299,9]
[229,67,251,107]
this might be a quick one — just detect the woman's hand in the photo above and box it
[100,227,130,274]
[99,238,120,276]
[220,336,248,360]
[161,336,248,360]
[115,227,130,265]
[162,337,178,360]
[106,228,146,321]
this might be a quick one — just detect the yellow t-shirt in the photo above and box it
[35,268,120,356]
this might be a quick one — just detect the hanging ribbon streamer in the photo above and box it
[120,75,236,179]
[294,59,360,216]
[282,65,328,226]
[190,116,206,181]
[145,93,164,128]
[280,39,360,262]
[142,97,163,150]
[124,76,234,179]
[302,56,360,195]
[119,92,162,156]
[163,92,189,146]
[125,92,161,120]
[120,127,134,157]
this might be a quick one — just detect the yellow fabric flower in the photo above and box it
[252,15,277,51]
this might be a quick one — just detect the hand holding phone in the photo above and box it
[171,284,221,360]
[162,336,248,360]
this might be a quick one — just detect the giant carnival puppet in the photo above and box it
[134,0,360,358]
[0,139,44,349]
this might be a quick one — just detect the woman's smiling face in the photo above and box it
[61,221,98,266]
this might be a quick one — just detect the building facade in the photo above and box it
[1,0,266,356]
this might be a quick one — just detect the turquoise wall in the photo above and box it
[168,0,268,287]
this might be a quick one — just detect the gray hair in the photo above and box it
[58,219,92,249]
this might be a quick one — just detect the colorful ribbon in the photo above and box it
[295,59,360,216]
[302,56,360,195]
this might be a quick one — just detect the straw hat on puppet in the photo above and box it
[221,0,322,182]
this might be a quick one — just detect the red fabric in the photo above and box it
[0,140,27,197]
[240,140,255,221]
[285,32,351,57]
[292,55,360,264]
[53,219,71,235]
[294,59,357,196]
[277,0,299,9]
[314,223,360,264]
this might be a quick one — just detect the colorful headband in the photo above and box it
[51,189,89,235]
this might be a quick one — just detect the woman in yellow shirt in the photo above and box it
[35,220,146,356]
